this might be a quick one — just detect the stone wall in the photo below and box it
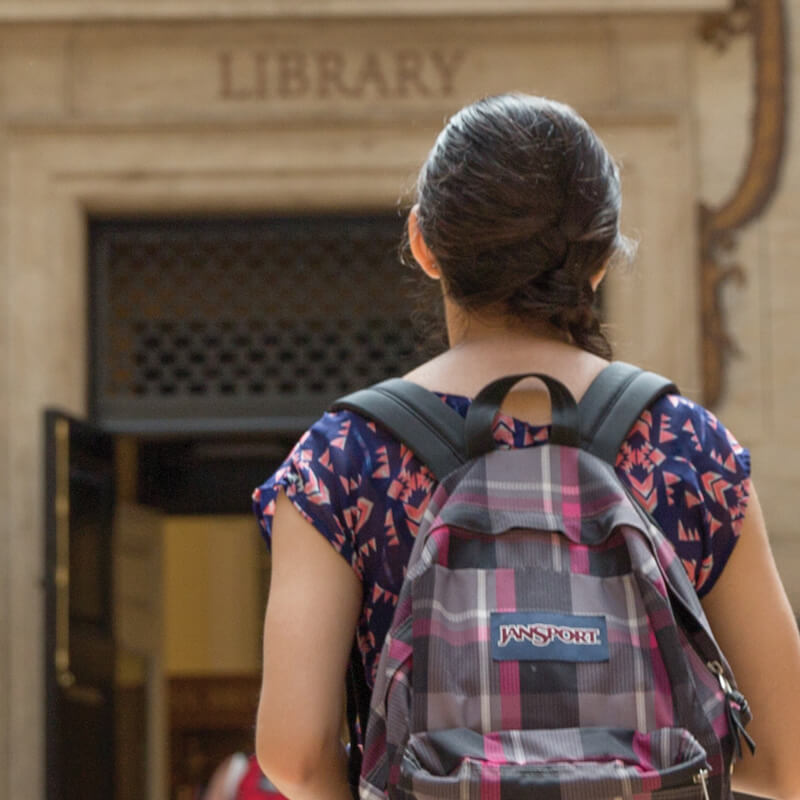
[694,4,800,609]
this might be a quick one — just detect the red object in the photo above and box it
[235,755,287,800]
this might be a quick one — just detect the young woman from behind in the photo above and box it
[253,94,800,800]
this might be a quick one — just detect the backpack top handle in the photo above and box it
[465,373,580,459]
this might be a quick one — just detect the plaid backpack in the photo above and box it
[334,363,754,800]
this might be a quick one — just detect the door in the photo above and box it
[44,411,116,800]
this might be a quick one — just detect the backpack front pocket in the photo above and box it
[394,727,709,800]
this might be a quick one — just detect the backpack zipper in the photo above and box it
[707,660,756,760]
[707,659,733,694]
[693,768,710,800]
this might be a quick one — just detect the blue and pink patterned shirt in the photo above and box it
[253,391,751,687]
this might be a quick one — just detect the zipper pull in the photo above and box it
[693,768,711,800]
[707,661,757,759]
[708,660,733,693]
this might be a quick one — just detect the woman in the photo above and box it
[253,94,800,799]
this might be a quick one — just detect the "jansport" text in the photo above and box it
[498,623,602,648]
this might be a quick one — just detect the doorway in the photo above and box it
[44,212,420,799]
[123,433,284,800]
[44,420,287,799]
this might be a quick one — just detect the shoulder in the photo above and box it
[623,392,748,468]
[297,407,411,473]
[293,408,376,467]
[254,407,400,505]
[618,391,751,504]
[252,407,414,568]
[616,392,751,595]
[253,405,425,516]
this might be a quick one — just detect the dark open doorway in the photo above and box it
[44,212,422,799]
[44,418,291,800]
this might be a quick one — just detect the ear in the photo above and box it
[590,264,608,292]
[408,206,441,280]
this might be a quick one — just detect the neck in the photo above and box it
[443,296,568,349]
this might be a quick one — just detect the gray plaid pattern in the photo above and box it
[360,445,748,800]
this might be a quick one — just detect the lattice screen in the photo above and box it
[90,216,421,433]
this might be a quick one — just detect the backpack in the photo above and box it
[333,363,754,800]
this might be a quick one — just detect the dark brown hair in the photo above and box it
[408,93,631,358]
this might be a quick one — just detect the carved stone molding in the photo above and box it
[698,0,788,408]
[0,0,731,22]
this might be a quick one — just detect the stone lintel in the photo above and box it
[0,18,696,124]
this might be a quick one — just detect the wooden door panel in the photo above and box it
[45,412,116,800]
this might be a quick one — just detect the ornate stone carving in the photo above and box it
[698,0,788,407]
[700,0,755,47]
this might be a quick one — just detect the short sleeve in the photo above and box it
[253,407,437,685]
[252,410,374,578]
[615,394,751,596]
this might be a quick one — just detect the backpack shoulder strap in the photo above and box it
[332,363,678,475]
[333,379,467,796]
[578,361,678,464]
[331,378,468,481]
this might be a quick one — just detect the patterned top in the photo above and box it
[253,391,751,687]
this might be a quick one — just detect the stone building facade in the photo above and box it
[0,1,796,797]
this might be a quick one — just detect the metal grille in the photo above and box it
[90,215,421,433]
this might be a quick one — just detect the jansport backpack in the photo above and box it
[334,363,754,800]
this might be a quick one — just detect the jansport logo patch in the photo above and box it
[498,622,602,648]
[490,612,609,662]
